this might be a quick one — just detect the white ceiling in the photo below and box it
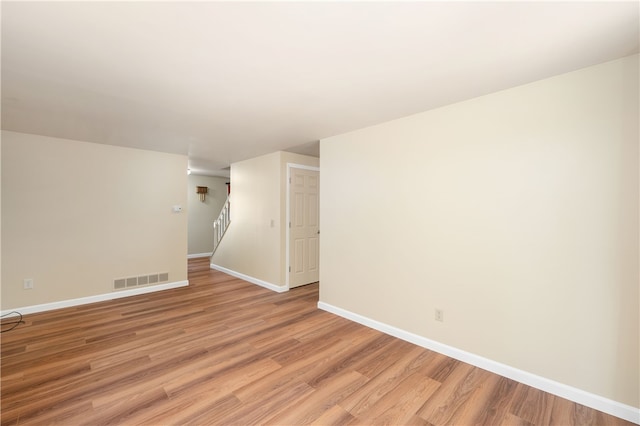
[2,1,638,177]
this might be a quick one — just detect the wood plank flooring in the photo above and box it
[1,258,633,425]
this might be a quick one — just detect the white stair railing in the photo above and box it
[212,195,231,255]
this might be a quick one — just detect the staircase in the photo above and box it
[212,195,231,255]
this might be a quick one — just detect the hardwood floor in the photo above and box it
[1,258,633,425]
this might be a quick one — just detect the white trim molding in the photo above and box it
[210,263,288,293]
[187,252,212,259]
[1,280,190,317]
[317,301,640,425]
[286,163,321,172]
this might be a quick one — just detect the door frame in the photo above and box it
[285,163,320,289]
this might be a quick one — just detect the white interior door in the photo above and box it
[289,167,319,288]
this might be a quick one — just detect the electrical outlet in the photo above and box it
[435,309,443,322]
[23,278,34,290]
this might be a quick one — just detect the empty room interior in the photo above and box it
[1,1,639,425]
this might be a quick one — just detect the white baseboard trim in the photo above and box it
[1,281,190,317]
[209,263,287,293]
[187,252,212,259]
[317,301,640,425]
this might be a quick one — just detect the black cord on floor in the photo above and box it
[1,311,24,333]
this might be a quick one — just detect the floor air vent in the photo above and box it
[113,272,169,290]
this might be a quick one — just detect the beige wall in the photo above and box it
[0,138,2,297]
[320,55,639,407]
[187,174,229,256]
[211,152,281,285]
[211,151,319,287]
[1,131,188,310]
